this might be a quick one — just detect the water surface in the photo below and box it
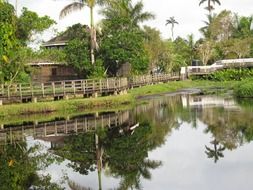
[1,94,253,190]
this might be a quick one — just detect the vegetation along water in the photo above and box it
[1,0,253,189]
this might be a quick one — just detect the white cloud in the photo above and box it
[8,0,253,42]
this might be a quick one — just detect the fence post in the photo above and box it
[1,84,4,96]
[41,83,45,97]
[19,84,22,100]
[72,81,76,95]
[7,85,10,99]
[52,82,55,96]
[99,79,102,93]
[62,81,65,96]
[31,83,34,98]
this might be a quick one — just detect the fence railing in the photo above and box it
[0,110,131,145]
[0,74,181,104]
[0,78,128,100]
[130,73,180,87]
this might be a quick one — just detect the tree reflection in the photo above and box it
[105,123,162,190]
[0,141,63,190]
[52,122,163,190]
[205,139,226,163]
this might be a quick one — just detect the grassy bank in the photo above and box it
[0,94,133,119]
[129,80,238,97]
[0,80,238,120]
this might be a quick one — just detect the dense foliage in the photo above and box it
[192,69,253,81]
[0,142,63,190]
[99,0,154,75]
[234,79,253,98]
[0,1,55,84]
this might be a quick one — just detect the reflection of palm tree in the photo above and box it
[165,17,178,41]
[118,159,162,190]
[68,180,93,190]
[205,139,225,163]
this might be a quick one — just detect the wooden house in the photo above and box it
[28,62,80,83]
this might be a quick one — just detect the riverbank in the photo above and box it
[0,80,238,120]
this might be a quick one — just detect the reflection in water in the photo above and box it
[1,94,253,189]
[0,141,63,190]
[205,139,226,163]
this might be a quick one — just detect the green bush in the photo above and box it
[192,69,253,81]
[234,79,253,98]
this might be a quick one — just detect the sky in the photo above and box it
[8,0,253,42]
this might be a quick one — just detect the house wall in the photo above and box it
[31,65,80,83]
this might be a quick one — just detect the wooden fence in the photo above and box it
[0,78,128,104]
[129,73,180,87]
[0,74,180,104]
[0,110,132,145]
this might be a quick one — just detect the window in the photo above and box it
[52,68,57,76]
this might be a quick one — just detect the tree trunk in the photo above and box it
[90,7,95,65]
[208,0,211,15]
[171,25,174,41]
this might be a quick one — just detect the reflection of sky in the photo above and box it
[19,95,253,190]
[142,121,253,190]
[32,119,253,190]
[34,140,120,190]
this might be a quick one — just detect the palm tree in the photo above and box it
[199,14,216,38]
[60,0,108,65]
[199,0,221,15]
[205,139,226,163]
[101,0,154,28]
[186,34,196,64]
[165,16,178,41]
[233,14,253,38]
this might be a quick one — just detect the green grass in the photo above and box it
[0,94,133,119]
[0,80,239,120]
[129,80,237,97]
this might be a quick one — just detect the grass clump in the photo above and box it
[234,79,253,98]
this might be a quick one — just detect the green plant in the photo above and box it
[192,69,253,81]
[234,79,253,98]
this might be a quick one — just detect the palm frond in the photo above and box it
[165,17,178,25]
[131,1,143,18]
[199,0,207,6]
[60,2,85,19]
[213,0,221,5]
[134,12,155,25]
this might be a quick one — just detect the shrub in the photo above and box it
[192,69,253,81]
[234,79,253,98]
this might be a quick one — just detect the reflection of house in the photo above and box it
[181,95,239,109]
[28,62,79,83]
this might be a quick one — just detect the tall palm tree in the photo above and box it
[60,0,108,65]
[101,0,154,28]
[199,0,221,15]
[165,16,178,41]
[199,14,216,38]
